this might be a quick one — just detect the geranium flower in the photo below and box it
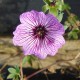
[13,10,65,59]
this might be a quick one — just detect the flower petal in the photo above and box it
[38,12,46,26]
[13,24,33,35]
[49,34,65,49]
[20,10,39,26]
[34,47,47,59]
[41,38,58,56]
[13,24,34,46]
[34,37,58,59]
[22,38,39,55]
[45,14,65,35]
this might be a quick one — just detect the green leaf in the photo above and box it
[58,5,63,11]
[27,55,36,66]
[49,7,58,17]
[42,5,49,12]
[22,56,31,65]
[31,56,36,60]
[27,59,32,66]
[62,4,71,10]
[72,32,78,39]
[64,25,69,30]
[49,0,53,2]
[68,31,78,40]
[73,28,79,32]
[8,68,17,74]
[7,74,15,79]
[15,66,20,73]
[68,32,72,39]
[56,0,63,11]
[22,55,36,66]
[43,0,50,5]
[57,12,63,22]
[22,56,28,65]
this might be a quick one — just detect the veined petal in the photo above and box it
[49,34,65,49]
[45,14,58,27]
[13,24,34,46]
[38,12,46,26]
[54,35,65,48]
[42,38,58,56]
[13,24,33,35]
[13,34,34,46]
[20,10,39,26]
[45,14,65,35]
[22,38,39,55]
[34,48,47,59]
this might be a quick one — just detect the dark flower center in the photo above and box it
[33,25,47,39]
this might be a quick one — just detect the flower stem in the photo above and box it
[20,55,24,80]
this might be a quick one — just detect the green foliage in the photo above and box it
[56,0,63,11]
[7,74,15,79]
[22,55,36,66]
[62,3,71,10]
[64,25,69,30]
[42,0,71,22]
[42,5,49,12]
[8,68,17,74]
[7,66,20,80]
[42,0,61,22]
[57,12,64,22]
[64,13,80,40]
[49,7,58,16]
[68,29,79,40]
[43,0,50,5]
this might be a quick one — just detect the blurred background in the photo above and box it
[0,0,80,36]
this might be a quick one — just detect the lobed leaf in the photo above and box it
[7,74,15,79]
[8,68,17,74]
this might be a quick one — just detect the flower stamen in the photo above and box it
[33,25,47,39]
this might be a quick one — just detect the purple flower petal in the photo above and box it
[54,34,65,48]
[38,12,46,26]
[37,38,57,57]
[47,34,65,49]
[20,10,39,26]
[22,38,39,55]
[13,24,34,46]
[34,49,47,59]
[45,14,65,35]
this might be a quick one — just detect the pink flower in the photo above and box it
[13,10,65,59]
